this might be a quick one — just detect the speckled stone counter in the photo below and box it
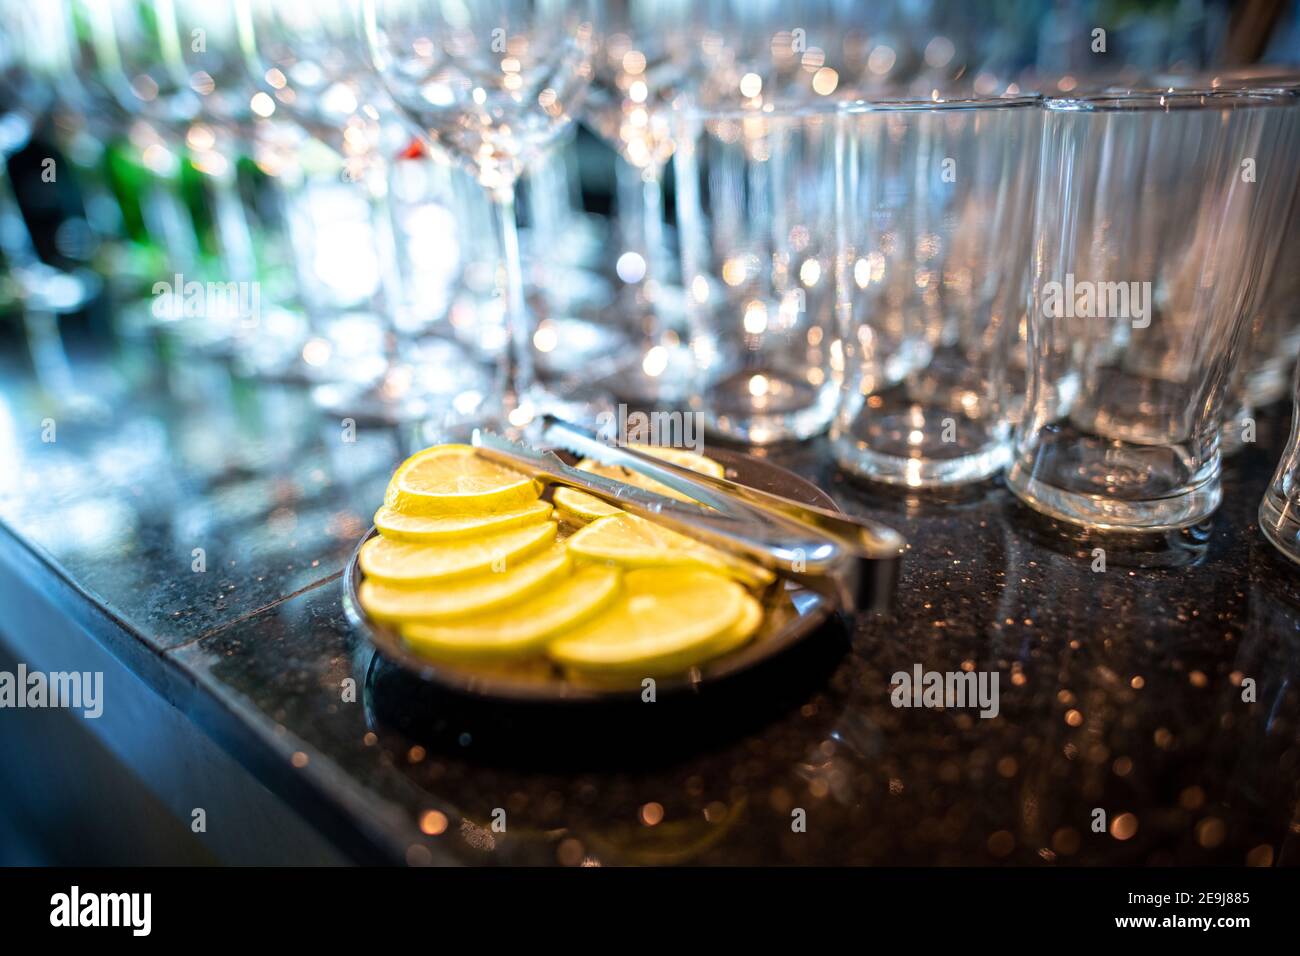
[1,339,1297,866]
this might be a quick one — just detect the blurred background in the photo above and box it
[0,0,1298,866]
[3,0,1298,397]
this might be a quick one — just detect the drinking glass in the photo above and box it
[830,95,1041,486]
[62,0,204,294]
[518,135,626,390]
[361,0,596,432]
[163,0,320,373]
[689,1,886,105]
[1261,357,1300,563]
[166,0,261,281]
[1238,148,1300,409]
[0,3,96,404]
[673,103,840,444]
[1216,74,1300,417]
[84,0,260,352]
[1224,84,1300,451]
[243,0,489,425]
[1007,90,1300,531]
[1153,70,1300,448]
[584,0,698,402]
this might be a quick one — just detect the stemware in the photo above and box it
[583,0,697,402]
[243,0,487,425]
[58,0,204,298]
[690,1,895,106]
[0,0,103,405]
[83,0,264,352]
[167,0,260,277]
[162,0,323,374]
[361,0,597,433]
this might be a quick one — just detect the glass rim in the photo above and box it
[670,98,850,122]
[839,93,1042,113]
[1152,65,1300,91]
[672,92,1040,121]
[1044,88,1298,111]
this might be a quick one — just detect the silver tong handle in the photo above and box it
[471,428,903,615]
[472,429,854,589]
[543,416,906,560]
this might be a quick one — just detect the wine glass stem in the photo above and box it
[201,131,258,286]
[640,163,666,335]
[641,166,664,275]
[490,182,535,417]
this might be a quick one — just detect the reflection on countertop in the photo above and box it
[1,341,1297,866]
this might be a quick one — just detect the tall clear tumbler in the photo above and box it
[673,105,840,444]
[830,96,1042,486]
[1262,358,1300,562]
[1232,80,1300,414]
[1007,91,1300,531]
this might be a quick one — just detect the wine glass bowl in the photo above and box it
[245,0,392,160]
[361,0,598,431]
[585,2,694,173]
[84,0,202,137]
[362,0,594,194]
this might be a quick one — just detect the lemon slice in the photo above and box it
[548,567,745,675]
[633,445,727,478]
[566,513,718,569]
[703,591,764,658]
[384,444,539,516]
[553,486,623,523]
[359,542,570,623]
[566,590,765,688]
[359,520,556,586]
[557,445,726,522]
[564,512,773,588]
[374,500,553,542]
[400,565,622,662]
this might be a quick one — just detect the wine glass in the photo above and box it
[583,0,699,403]
[82,0,261,353]
[242,0,489,427]
[59,0,205,293]
[0,0,94,403]
[82,0,202,136]
[690,1,879,105]
[360,0,596,432]
[165,0,261,280]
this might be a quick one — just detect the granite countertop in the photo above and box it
[1,339,1297,866]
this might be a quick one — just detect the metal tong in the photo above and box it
[470,419,905,614]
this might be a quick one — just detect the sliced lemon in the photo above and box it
[553,485,623,523]
[566,513,716,569]
[566,591,765,688]
[384,444,539,516]
[565,513,774,588]
[359,542,570,623]
[703,591,764,658]
[547,567,745,676]
[554,445,726,525]
[374,499,553,542]
[359,520,556,586]
[632,445,727,478]
[575,445,723,501]
[400,564,622,662]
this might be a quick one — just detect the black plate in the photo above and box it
[341,447,840,703]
